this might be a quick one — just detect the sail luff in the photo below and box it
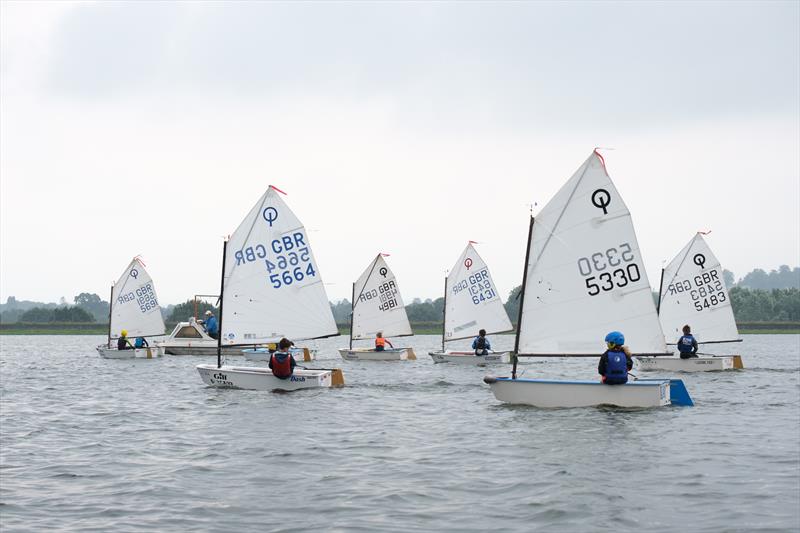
[106,284,113,348]
[512,217,536,378]
[440,275,447,352]
[349,282,355,350]
[514,217,535,356]
[352,255,381,312]
[217,240,227,369]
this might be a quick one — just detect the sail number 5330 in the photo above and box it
[577,243,641,296]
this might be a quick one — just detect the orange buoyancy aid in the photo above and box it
[375,337,386,348]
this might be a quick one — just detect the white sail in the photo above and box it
[517,151,668,355]
[658,233,740,343]
[220,186,338,345]
[444,243,512,341]
[351,254,412,340]
[110,258,165,339]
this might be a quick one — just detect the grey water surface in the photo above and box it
[1,334,798,533]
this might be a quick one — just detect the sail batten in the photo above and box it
[220,188,338,344]
[658,233,740,344]
[517,152,667,355]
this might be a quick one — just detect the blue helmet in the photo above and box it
[605,331,625,346]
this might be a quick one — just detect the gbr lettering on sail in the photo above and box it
[233,232,318,289]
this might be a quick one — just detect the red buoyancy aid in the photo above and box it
[270,352,293,379]
[375,337,386,348]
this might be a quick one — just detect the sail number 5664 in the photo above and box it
[269,264,316,288]
[266,248,316,289]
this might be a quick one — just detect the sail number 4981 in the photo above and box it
[577,243,642,296]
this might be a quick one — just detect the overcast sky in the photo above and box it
[2,1,798,306]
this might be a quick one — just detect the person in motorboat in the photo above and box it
[598,331,632,385]
[117,330,134,350]
[269,338,297,379]
[375,332,394,352]
[134,336,149,348]
[202,310,219,340]
[677,325,699,359]
[472,329,491,356]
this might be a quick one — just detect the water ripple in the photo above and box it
[0,334,798,532]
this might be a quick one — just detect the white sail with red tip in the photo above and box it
[220,186,338,344]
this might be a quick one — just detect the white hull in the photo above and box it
[158,344,252,356]
[97,346,160,359]
[634,355,742,372]
[484,376,679,408]
[338,347,417,361]
[155,320,255,356]
[196,364,344,391]
[429,350,511,365]
[242,347,316,362]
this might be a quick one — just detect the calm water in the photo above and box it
[1,334,798,532]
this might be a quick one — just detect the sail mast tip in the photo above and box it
[269,185,288,195]
[592,148,610,175]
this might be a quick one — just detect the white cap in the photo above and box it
[205,310,213,316]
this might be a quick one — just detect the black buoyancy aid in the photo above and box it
[270,352,293,379]
[605,350,628,384]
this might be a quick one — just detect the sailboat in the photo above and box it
[196,186,345,391]
[635,232,744,371]
[96,257,165,359]
[337,254,416,361]
[484,151,693,407]
[428,242,514,365]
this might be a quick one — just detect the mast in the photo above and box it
[656,267,665,315]
[512,216,535,379]
[440,274,447,352]
[107,284,113,348]
[349,282,355,350]
[217,240,227,369]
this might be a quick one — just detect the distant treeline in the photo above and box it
[2,265,799,325]
[727,266,800,290]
